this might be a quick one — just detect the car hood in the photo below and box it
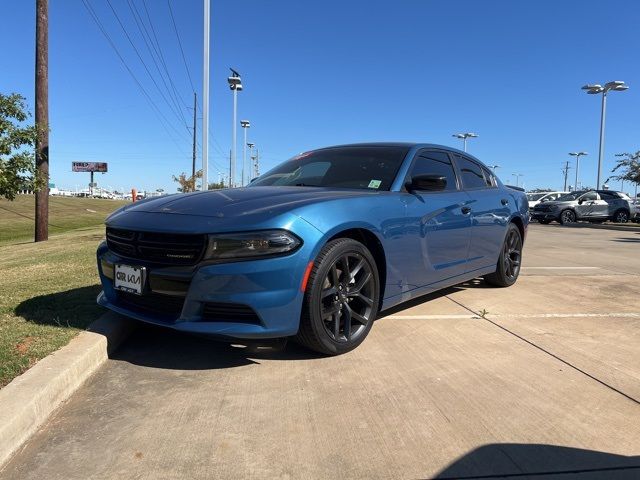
[108,186,383,220]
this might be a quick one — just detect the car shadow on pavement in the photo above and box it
[110,322,327,371]
[15,285,104,329]
[433,443,640,479]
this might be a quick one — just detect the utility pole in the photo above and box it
[35,0,49,242]
[254,149,260,177]
[562,161,571,192]
[192,92,197,179]
[201,0,210,190]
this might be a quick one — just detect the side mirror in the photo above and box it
[406,174,447,192]
[578,198,584,204]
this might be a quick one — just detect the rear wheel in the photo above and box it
[484,223,522,287]
[559,209,576,225]
[613,209,629,223]
[296,238,379,355]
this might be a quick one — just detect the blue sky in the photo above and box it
[2,0,639,193]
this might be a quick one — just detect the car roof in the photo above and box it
[314,142,481,161]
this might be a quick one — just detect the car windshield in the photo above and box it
[527,193,547,201]
[249,146,409,191]
[557,191,587,201]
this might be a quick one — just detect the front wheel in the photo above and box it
[484,223,523,287]
[559,209,576,225]
[296,238,380,355]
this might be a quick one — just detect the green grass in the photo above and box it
[0,196,127,387]
[0,195,127,245]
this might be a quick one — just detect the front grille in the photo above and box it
[117,291,185,319]
[202,302,261,324]
[107,228,207,265]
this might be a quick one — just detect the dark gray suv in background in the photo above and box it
[531,190,632,225]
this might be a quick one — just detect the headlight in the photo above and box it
[204,230,301,260]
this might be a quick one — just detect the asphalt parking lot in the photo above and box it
[2,224,639,480]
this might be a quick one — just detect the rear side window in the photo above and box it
[408,150,458,191]
[455,155,487,189]
[481,167,497,188]
[599,192,619,200]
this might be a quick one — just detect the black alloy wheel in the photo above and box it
[560,209,576,225]
[296,238,379,355]
[613,210,629,224]
[484,223,523,287]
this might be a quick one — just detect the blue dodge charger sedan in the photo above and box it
[97,143,528,354]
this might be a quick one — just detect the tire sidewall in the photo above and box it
[498,223,522,286]
[304,239,379,355]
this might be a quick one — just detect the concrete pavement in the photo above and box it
[2,224,639,479]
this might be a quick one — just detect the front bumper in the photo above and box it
[96,228,318,339]
[531,211,558,221]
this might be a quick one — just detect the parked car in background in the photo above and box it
[631,198,640,221]
[531,190,633,225]
[526,191,568,212]
[96,143,529,355]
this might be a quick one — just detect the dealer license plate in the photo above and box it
[114,264,145,295]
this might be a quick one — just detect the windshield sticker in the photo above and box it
[368,179,382,189]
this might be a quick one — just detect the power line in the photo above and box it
[140,0,188,114]
[124,0,188,130]
[81,0,189,157]
[167,0,196,94]
[105,0,189,132]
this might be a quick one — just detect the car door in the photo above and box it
[401,149,472,288]
[574,191,599,219]
[453,154,510,275]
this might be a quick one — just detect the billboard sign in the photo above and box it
[72,162,108,173]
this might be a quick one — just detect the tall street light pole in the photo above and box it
[511,173,523,187]
[227,69,242,187]
[35,0,49,241]
[582,81,629,189]
[452,132,478,152]
[240,120,250,186]
[569,152,588,191]
[202,0,210,191]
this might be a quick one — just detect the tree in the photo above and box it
[612,152,640,186]
[208,181,225,190]
[0,93,39,200]
[172,170,202,193]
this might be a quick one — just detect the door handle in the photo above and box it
[501,199,509,206]
[461,206,472,215]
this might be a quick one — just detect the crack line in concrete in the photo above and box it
[444,295,640,407]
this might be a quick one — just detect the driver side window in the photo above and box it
[580,192,598,202]
[408,150,458,192]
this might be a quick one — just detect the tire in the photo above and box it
[559,209,576,225]
[538,219,551,225]
[296,238,380,355]
[484,223,523,288]
[613,209,629,224]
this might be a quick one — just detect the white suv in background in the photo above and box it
[527,191,568,210]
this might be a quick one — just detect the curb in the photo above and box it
[0,311,133,468]
[564,222,640,232]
